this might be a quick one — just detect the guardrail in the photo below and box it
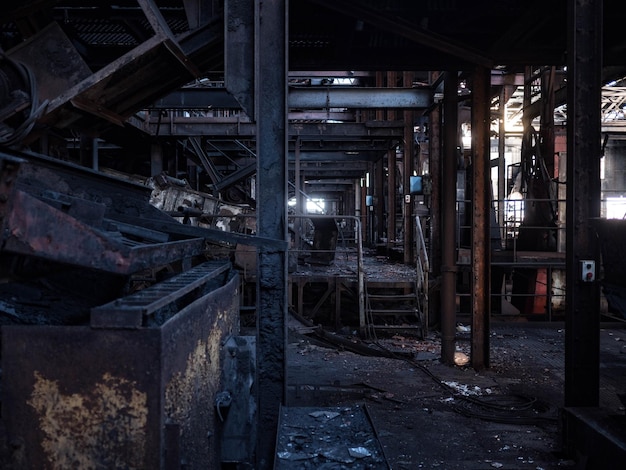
[289,214,365,331]
[415,215,430,334]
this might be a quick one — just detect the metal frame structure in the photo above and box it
[1,0,625,467]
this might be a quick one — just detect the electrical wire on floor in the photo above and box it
[362,312,559,426]
[290,306,558,425]
[394,342,556,424]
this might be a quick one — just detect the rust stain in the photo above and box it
[165,338,214,423]
[28,371,148,469]
[165,309,227,422]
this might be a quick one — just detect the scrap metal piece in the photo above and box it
[1,189,207,274]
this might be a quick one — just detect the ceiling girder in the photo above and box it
[139,119,404,139]
[150,86,432,110]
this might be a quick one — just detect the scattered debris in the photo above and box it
[308,410,340,419]
[442,381,491,397]
[275,405,389,469]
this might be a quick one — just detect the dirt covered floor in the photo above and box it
[282,321,626,469]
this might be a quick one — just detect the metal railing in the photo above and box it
[288,214,365,331]
[454,196,567,320]
[415,215,430,334]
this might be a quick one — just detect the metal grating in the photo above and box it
[91,260,231,318]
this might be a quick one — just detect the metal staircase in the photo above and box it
[362,215,429,339]
[364,279,424,338]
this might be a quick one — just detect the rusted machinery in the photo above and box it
[0,151,256,468]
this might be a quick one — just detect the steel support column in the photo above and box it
[471,66,491,370]
[375,159,385,241]
[403,71,416,264]
[386,147,396,248]
[497,87,506,242]
[441,71,458,365]
[428,72,442,329]
[564,0,602,408]
[255,1,288,468]
[225,0,254,116]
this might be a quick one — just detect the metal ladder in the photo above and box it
[364,278,424,338]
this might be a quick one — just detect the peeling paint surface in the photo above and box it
[27,371,148,469]
[165,338,213,424]
[164,307,229,465]
[3,272,240,469]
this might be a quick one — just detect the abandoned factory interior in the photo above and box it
[2,0,626,469]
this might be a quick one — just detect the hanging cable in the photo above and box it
[0,52,48,148]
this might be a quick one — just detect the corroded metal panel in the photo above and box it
[2,267,240,468]
[162,272,240,466]
[2,189,207,275]
[2,326,163,469]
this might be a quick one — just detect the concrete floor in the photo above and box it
[283,321,626,469]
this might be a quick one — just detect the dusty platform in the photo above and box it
[285,322,626,469]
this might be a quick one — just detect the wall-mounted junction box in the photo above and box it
[581,260,596,282]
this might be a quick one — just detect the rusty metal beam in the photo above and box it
[288,87,432,109]
[403,72,415,264]
[225,0,255,116]
[427,72,442,331]
[441,71,458,366]
[137,0,201,77]
[1,189,207,275]
[254,0,288,467]
[471,66,491,371]
[141,117,404,138]
[150,86,432,109]
[109,214,287,253]
[386,147,396,249]
[564,0,602,408]
[39,34,196,128]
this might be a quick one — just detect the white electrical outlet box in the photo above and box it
[581,260,595,282]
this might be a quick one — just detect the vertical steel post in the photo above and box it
[403,71,416,264]
[471,66,491,370]
[428,72,442,329]
[564,0,602,407]
[295,136,302,250]
[375,159,384,241]
[498,87,506,241]
[441,71,458,365]
[387,147,397,247]
[255,1,288,467]
[225,0,254,117]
